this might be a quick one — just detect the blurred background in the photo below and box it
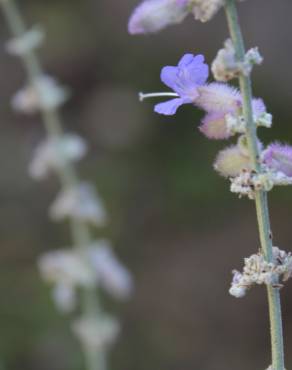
[0,0,291,369]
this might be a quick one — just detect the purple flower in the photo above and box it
[154,54,209,115]
[128,0,189,34]
[198,90,266,140]
[263,143,292,177]
[141,52,268,140]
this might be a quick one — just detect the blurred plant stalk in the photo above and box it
[0,1,107,370]
[224,1,285,369]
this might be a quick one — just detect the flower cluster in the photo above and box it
[12,75,69,114]
[49,182,107,226]
[229,247,292,298]
[128,0,291,366]
[214,139,292,197]
[29,134,87,180]
[3,5,134,363]
[212,39,263,81]
[38,240,133,312]
[140,54,269,137]
[139,53,292,197]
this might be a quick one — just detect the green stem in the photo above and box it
[224,1,285,370]
[0,2,105,370]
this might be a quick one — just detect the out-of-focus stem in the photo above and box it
[224,1,285,370]
[0,1,105,370]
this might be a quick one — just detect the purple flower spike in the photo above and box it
[263,143,292,177]
[154,54,209,115]
[128,0,189,35]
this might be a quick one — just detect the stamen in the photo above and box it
[139,92,179,102]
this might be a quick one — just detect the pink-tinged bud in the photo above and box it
[128,0,189,34]
[199,112,231,140]
[214,144,251,177]
[196,82,241,114]
[263,143,292,177]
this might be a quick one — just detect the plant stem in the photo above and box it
[0,1,105,370]
[224,1,285,369]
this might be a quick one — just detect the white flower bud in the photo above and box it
[29,134,87,180]
[12,75,69,114]
[49,182,107,226]
[38,249,95,287]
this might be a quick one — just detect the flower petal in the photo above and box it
[154,97,187,115]
[160,66,180,90]
[176,54,209,89]
[178,53,195,67]
[128,0,189,34]
[160,54,209,98]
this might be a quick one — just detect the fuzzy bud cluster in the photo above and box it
[128,0,227,35]
[49,182,107,226]
[29,134,87,180]
[213,135,292,197]
[12,75,69,114]
[38,240,133,312]
[229,247,292,298]
[212,39,263,82]
[231,167,292,199]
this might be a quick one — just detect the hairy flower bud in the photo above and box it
[29,134,87,180]
[196,83,241,113]
[49,183,107,226]
[212,39,263,81]
[214,144,251,177]
[211,39,239,81]
[199,112,231,139]
[263,143,292,177]
[12,75,69,114]
[128,0,189,34]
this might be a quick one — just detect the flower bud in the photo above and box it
[263,143,292,177]
[196,82,241,114]
[199,112,231,140]
[214,144,251,177]
[128,0,189,34]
